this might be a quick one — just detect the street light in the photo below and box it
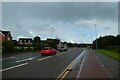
[51,26,53,38]
[95,24,97,49]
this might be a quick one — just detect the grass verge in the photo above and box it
[97,49,120,62]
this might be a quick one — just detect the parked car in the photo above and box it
[40,47,56,56]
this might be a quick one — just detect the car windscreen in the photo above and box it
[42,47,51,50]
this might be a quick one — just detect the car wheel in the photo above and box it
[55,53,57,55]
[41,54,44,56]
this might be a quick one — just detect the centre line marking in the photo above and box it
[0,63,28,72]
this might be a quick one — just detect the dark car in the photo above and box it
[59,47,67,52]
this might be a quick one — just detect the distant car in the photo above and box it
[40,47,56,56]
[59,47,67,52]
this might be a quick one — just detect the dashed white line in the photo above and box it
[0,63,28,72]
[38,56,52,61]
[56,53,62,56]
[16,57,36,63]
[9,57,15,59]
[0,56,15,60]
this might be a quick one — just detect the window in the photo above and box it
[20,40,22,42]
[8,37,10,41]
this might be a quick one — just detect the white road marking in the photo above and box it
[16,57,36,63]
[0,56,15,60]
[76,50,87,78]
[38,56,52,61]
[56,53,62,56]
[102,65,104,67]
[0,63,28,72]
[9,57,15,58]
[57,49,86,79]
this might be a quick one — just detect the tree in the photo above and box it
[2,41,15,53]
[33,36,41,43]
[46,38,60,49]
[33,36,42,50]
[92,35,120,51]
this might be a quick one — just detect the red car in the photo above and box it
[40,47,56,56]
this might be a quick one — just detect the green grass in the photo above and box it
[97,49,120,62]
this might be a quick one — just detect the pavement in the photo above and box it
[94,50,119,78]
[78,49,111,78]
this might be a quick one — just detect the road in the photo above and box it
[1,48,119,79]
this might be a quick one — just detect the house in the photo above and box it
[19,38,33,44]
[46,38,55,43]
[46,38,60,43]
[12,40,18,46]
[0,30,13,42]
[40,40,47,46]
[0,32,4,42]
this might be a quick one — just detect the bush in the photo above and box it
[2,41,15,53]
[34,44,44,50]
[26,47,32,51]
[105,45,120,53]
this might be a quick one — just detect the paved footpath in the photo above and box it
[79,50,112,78]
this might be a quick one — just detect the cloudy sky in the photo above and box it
[2,2,119,43]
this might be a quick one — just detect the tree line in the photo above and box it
[92,35,120,52]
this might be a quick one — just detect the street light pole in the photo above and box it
[95,24,97,49]
[51,27,53,38]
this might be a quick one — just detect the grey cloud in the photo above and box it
[2,2,118,43]
[118,2,120,34]
[2,0,120,2]
[2,2,117,24]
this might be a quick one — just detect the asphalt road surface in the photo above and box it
[1,48,119,79]
[1,48,84,78]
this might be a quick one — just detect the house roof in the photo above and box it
[0,31,5,37]
[47,38,55,40]
[19,38,32,40]
[1,30,11,37]
[47,38,60,42]
[41,40,46,42]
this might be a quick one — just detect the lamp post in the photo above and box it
[95,24,97,49]
[51,27,53,38]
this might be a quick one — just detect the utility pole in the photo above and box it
[95,24,97,49]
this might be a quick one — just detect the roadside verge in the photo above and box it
[97,49,120,61]
[94,50,119,78]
